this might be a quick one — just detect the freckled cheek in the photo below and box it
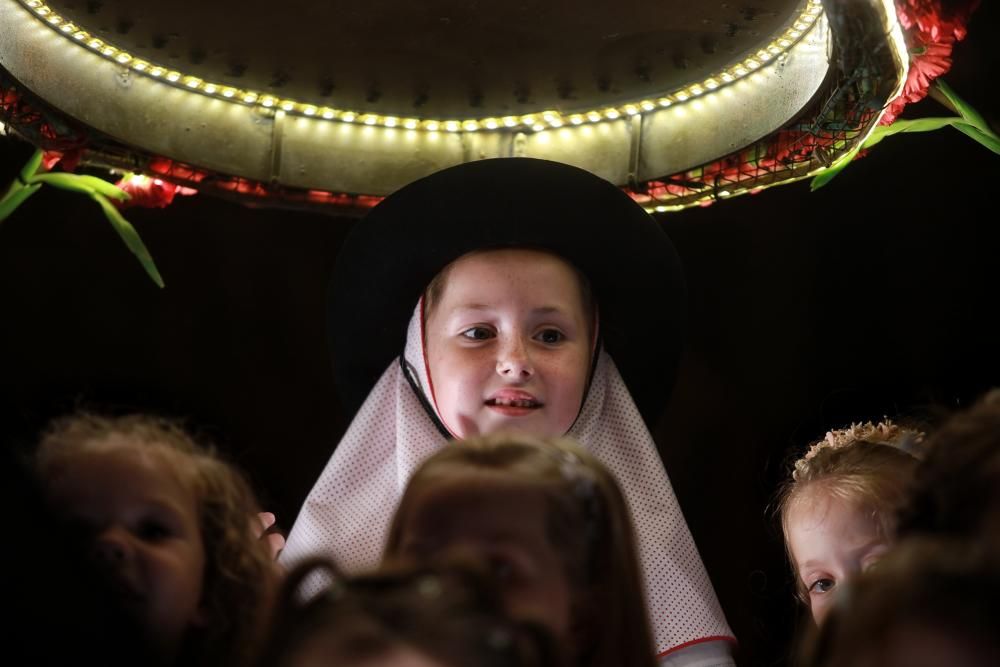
[542,354,590,400]
[452,348,500,383]
[435,352,496,405]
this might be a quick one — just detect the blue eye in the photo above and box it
[809,578,835,594]
[535,329,564,344]
[461,327,494,341]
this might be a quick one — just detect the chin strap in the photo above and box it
[401,356,452,440]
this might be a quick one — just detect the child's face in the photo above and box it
[46,438,207,656]
[424,249,592,438]
[786,490,890,625]
[392,469,575,649]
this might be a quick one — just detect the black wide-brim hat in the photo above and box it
[328,158,686,428]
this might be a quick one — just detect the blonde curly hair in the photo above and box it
[793,420,923,481]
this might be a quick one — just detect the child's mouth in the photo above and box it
[485,392,543,414]
[103,574,145,609]
[485,398,541,408]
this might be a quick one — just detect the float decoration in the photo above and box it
[0,0,992,286]
[1,0,905,214]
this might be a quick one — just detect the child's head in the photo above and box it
[6,434,158,667]
[777,421,921,625]
[384,434,654,667]
[422,248,595,439]
[897,389,1000,547]
[799,538,1000,667]
[261,558,561,667]
[329,159,686,430]
[35,412,275,666]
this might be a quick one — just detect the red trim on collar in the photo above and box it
[419,294,459,439]
[655,635,738,659]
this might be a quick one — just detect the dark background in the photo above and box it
[2,5,998,664]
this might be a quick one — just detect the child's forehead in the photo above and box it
[429,248,591,316]
[789,484,871,526]
[51,434,194,483]
[442,248,583,281]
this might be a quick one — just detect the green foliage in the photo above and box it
[0,149,165,288]
[810,79,999,190]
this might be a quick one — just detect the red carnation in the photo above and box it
[896,0,979,43]
[881,34,957,124]
[1,89,19,109]
[881,0,978,124]
[41,148,83,172]
[113,174,196,209]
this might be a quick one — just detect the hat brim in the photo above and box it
[327,158,686,428]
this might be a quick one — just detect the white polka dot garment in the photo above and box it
[280,306,734,657]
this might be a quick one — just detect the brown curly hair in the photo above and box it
[36,412,276,667]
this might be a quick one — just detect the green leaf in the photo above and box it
[809,161,849,190]
[71,175,131,201]
[951,123,1000,155]
[861,126,892,149]
[19,149,44,182]
[863,117,971,151]
[862,115,1000,153]
[890,117,969,133]
[0,182,42,221]
[1,177,23,204]
[810,146,862,191]
[27,172,130,201]
[934,80,994,136]
[29,172,97,194]
[90,192,165,288]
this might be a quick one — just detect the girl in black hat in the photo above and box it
[280,158,735,664]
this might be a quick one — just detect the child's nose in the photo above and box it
[92,526,133,567]
[496,338,533,379]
